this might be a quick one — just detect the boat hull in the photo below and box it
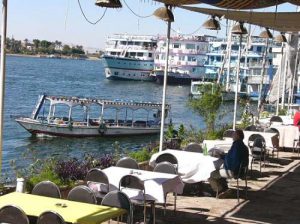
[16,118,160,137]
[102,56,154,81]
[154,71,202,85]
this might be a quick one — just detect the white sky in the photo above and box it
[2,0,298,50]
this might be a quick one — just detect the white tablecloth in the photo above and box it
[149,149,218,184]
[259,115,294,126]
[102,166,184,203]
[270,125,299,148]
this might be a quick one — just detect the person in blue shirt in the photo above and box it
[209,129,249,193]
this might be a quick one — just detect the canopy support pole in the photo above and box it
[233,34,242,130]
[159,19,171,152]
[0,0,8,173]
[276,43,284,115]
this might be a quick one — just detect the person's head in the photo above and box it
[233,129,244,141]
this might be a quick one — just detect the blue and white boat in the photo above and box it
[102,34,157,81]
[204,36,273,101]
[152,35,209,85]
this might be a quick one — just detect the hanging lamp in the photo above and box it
[95,0,122,8]
[274,32,287,43]
[259,28,273,39]
[231,21,247,35]
[202,16,220,30]
[153,6,174,22]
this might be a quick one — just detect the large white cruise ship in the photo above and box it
[102,34,157,81]
[152,35,209,85]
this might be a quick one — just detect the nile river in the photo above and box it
[3,56,207,174]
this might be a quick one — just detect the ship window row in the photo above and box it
[119,41,157,48]
[116,61,152,67]
[123,52,153,57]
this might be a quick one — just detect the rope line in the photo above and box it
[170,25,203,36]
[77,0,107,25]
[123,0,153,18]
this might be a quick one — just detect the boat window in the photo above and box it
[148,53,152,57]
[114,72,119,76]
[173,43,181,49]
[120,41,127,45]
[137,52,144,57]
[257,46,262,52]
[129,52,136,57]
[187,56,196,62]
[186,44,195,50]
[125,53,129,57]
[111,52,116,55]
[216,56,221,62]
[179,56,185,61]
[128,41,133,45]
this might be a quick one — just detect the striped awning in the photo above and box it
[179,6,300,32]
[156,0,300,9]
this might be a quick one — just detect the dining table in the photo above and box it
[102,166,184,203]
[270,124,299,148]
[0,192,126,224]
[149,149,219,184]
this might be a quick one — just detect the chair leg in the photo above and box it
[174,192,177,212]
[237,178,240,203]
[144,202,147,224]
[152,203,156,224]
[245,174,248,199]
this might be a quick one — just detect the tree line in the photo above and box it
[2,37,86,56]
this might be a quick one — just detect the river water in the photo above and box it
[3,56,209,174]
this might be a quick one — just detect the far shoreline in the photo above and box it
[7,53,101,61]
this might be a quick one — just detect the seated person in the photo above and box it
[209,129,249,193]
[293,110,300,127]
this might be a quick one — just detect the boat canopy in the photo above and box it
[45,95,171,111]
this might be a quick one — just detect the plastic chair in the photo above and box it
[235,162,248,203]
[37,211,65,224]
[270,115,283,123]
[153,162,177,214]
[119,175,155,224]
[67,185,97,204]
[244,125,259,131]
[101,191,132,224]
[32,180,61,199]
[116,157,139,169]
[155,153,178,172]
[223,129,234,138]
[184,142,203,153]
[248,134,266,174]
[86,168,109,204]
[265,128,280,158]
[0,205,29,224]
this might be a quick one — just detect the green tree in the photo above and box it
[188,83,222,132]
[62,44,71,55]
[33,39,40,52]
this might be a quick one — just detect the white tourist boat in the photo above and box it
[16,95,171,137]
[102,34,157,81]
[152,35,209,85]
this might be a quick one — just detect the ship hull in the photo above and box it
[102,56,154,81]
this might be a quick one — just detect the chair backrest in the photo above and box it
[119,175,145,191]
[67,185,97,204]
[223,129,234,138]
[253,137,266,149]
[184,142,203,153]
[155,153,178,165]
[37,211,66,224]
[32,180,61,199]
[248,134,264,145]
[116,157,139,169]
[0,205,29,224]
[244,125,259,131]
[264,128,279,134]
[153,162,177,174]
[270,115,283,123]
[86,168,110,193]
[101,191,132,224]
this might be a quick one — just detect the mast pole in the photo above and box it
[233,34,242,130]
